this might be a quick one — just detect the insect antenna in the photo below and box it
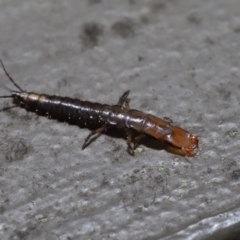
[0,105,18,112]
[0,59,25,92]
[0,95,14,98]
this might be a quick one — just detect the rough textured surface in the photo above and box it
[0,0,240,239]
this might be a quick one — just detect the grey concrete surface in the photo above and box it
[0,0,240,239]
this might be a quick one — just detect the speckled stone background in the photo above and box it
[0,0,240,240]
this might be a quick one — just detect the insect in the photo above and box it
[0,59,198,157]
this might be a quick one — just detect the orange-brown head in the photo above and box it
[142,114,199,157]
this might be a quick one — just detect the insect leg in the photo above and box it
[117,90,131,109]
[82,126,107,150]
[126,130,135,156]
[133,134,145,149]
[0,105,18,112]
[124,98,130,109]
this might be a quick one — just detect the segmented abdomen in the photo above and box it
[22,93,126,128]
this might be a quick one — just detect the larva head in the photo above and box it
[142,114,198,157]
[182,134,199,157]
[167,126,199,157]
[164,136,198,157]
